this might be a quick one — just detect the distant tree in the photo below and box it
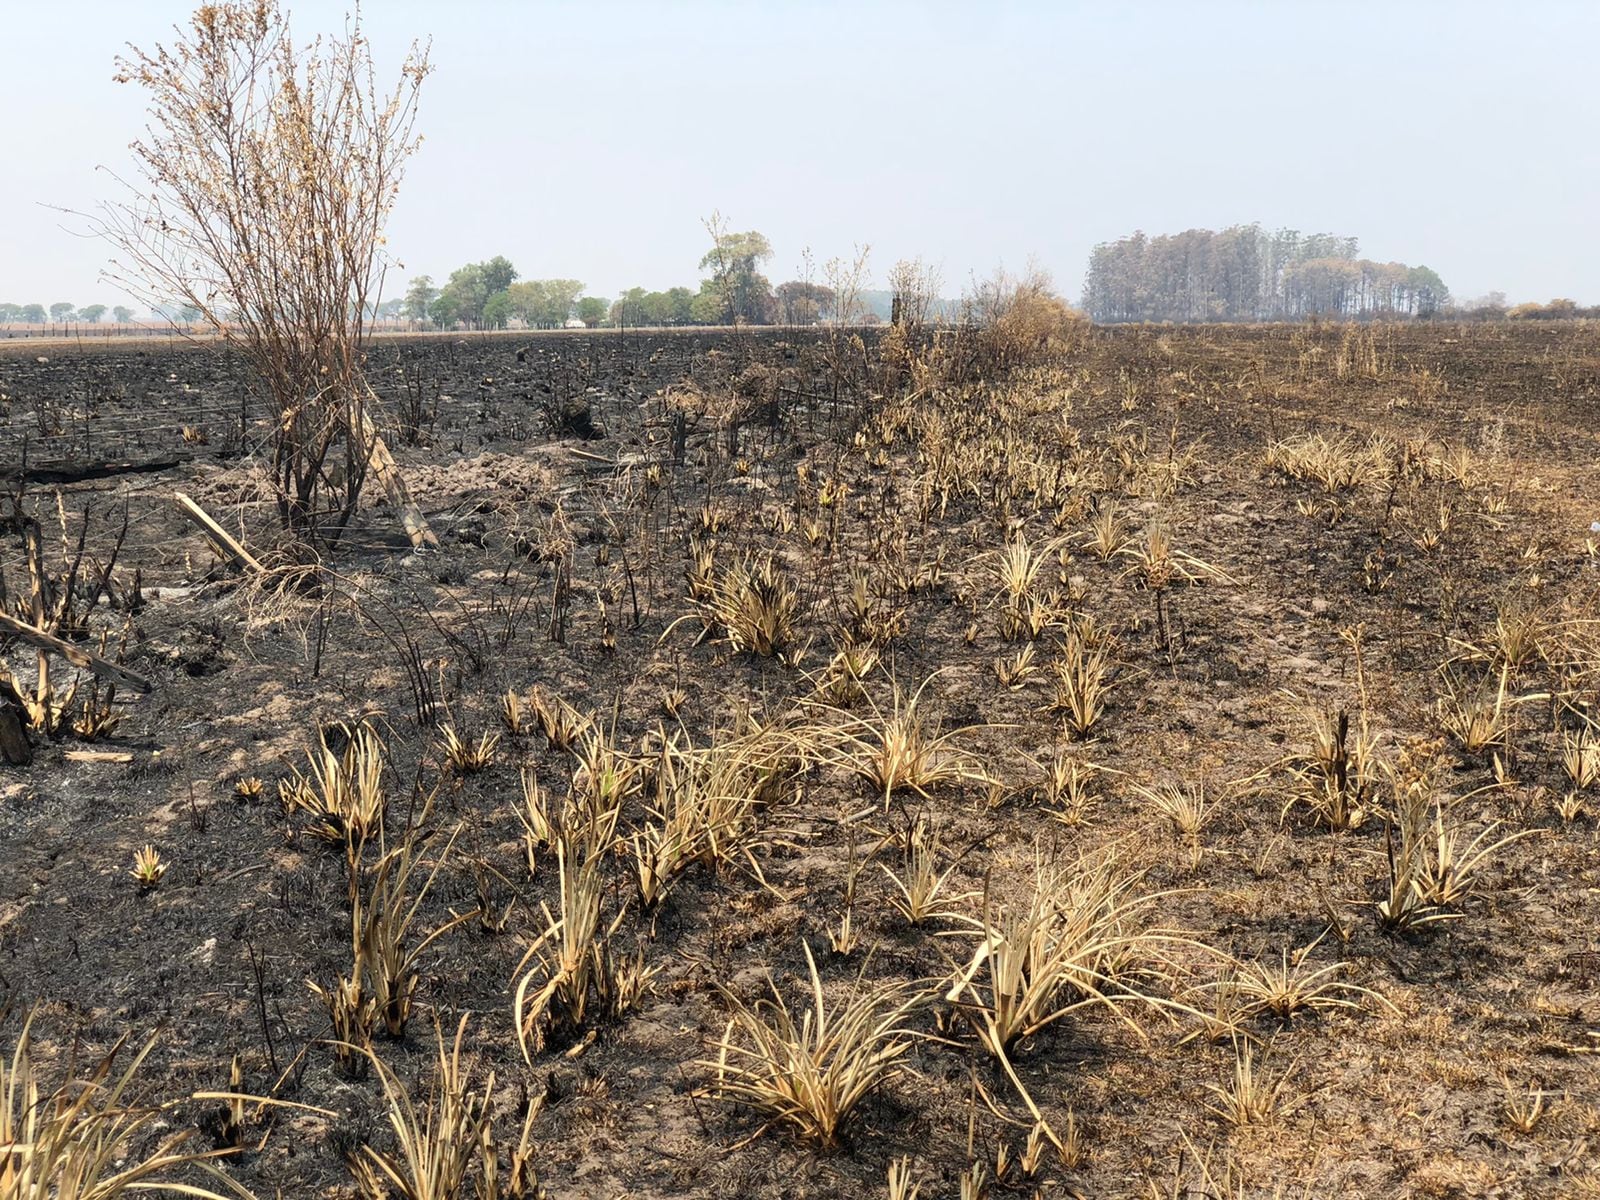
[576,296,608,327]
[481,255,518,295]
[178,304,202,323]
[79,303,108,323]
[609,287,644,326]
[776,280,834,324]
[1454,290,1507,318]
[888,258,941,330]
[506,279,584,326]
[375,297,404,320]
[611,285,698,326]
[1404,266,1448,316]
[540,279,583,326]
[402,275,438,321]
[1083,224,1447,322]
[663,286,695,324]
[825,246,876,326]
[440,263,489,325]
[505,279,546,325]
[429,290,461,328]
[689,281,726,324]
[20,304,45,323]
[49,302,75,322]
[699,215,775,324]
[1510,297,1580,320]
[482,289,513,329]
[0,303,19,323]
[112,305,134,323]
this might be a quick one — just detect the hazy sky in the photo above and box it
[2,0,1595,310]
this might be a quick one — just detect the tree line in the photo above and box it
[397,222,867,331]
[0,302,137,324]
[4,225,859,330]
[1081,225,1450,323]
[37,219,1600,333]
[400,257,606,329]
[1454,294,1600,321]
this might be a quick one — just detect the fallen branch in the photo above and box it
[64,749,134,763]
[4,455,192,486]
[174,491,264,573]
[360,404,439,550]
[0,612,154,694]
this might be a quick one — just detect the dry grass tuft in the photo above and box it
[944,846,1195,1121]
[837,674,988,804]
[513,831,652,1060]
[0,1010,254,1199]
[880,814,977,927]
[703,942,929,1149]
[280,720,387,853]
[631,721,801,909]
[1204,1040,1309,1127]
[439,723,499,774]
[693,551,802,660]
[351,1015,542,1199]
[1050,619,1116,740]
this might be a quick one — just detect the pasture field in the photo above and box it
[1,321,1597,1198]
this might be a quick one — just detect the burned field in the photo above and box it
[1,321,1598,1198]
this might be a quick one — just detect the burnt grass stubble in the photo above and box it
[0,323,1598,1197]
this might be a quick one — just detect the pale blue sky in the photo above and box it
[1,0,1595,310]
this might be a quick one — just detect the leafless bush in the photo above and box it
[97,1,430,546]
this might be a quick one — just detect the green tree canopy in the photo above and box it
[79,304,108,323]
[506,278,584,326]
[689,280,728,324]
[403,275,438,321]
[429,290,461,328]
[608,285,699,326]
[482,289,513,328]
[698,224,775,323]
[440,263,489,325]
[540,279,583,326]
[49,302,75,322]
[481,255,518,295]
[505,279,545,324]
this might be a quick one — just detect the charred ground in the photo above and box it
[0,321,1597,1199]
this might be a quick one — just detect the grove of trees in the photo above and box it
[606,224,850,327]
[0,301,130,324]
[609,286,697,327]
[407,221,860,332]
[34,217,1600,334]
[399,257,607,329]
[1082,225,1450,322]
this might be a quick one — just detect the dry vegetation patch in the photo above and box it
[1,320,1599,1196]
